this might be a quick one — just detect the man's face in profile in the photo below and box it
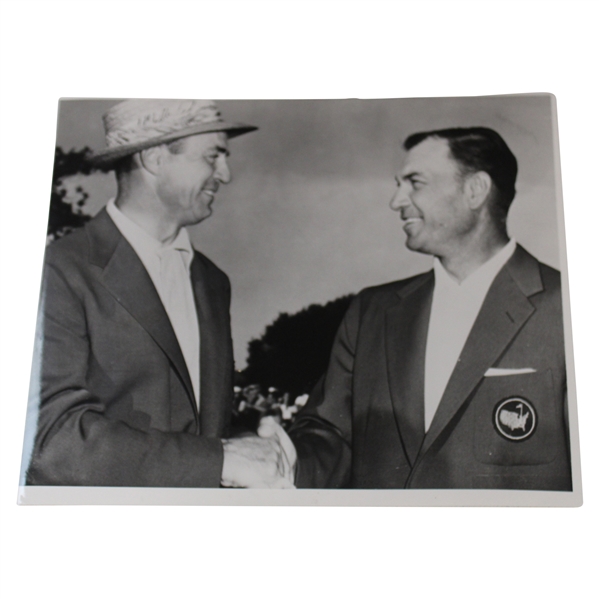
[155,132,231,228]
[390,137,475,258]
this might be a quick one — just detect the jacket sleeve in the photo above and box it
[288,294,363,488]
[25,259,224,488]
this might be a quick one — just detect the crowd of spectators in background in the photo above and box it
[231,384,309,433]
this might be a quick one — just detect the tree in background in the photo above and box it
[241,295,355,398]
[48,147,111,241]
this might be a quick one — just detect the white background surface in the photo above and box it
[1,1,597,598]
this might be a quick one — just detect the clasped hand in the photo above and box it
[221,417,297,488]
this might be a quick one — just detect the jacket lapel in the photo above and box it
[385,272,434,466]
[191,254,232,437]
[87,209,197,414]
[418,245,543,457]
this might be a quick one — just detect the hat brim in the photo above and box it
[90,120,258,167]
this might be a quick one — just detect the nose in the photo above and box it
[215,155,231,184]
[390,184,410,212]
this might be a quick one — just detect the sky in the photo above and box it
[55,94,560,367]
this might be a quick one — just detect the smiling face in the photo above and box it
[390,137,477,258]
[155,131,231,228]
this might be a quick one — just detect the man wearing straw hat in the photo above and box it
[23,99,294,488]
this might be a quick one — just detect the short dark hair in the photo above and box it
[404,127,518,224]
[113,154,137,177]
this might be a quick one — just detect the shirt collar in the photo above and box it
[433,238,517,291]
[106,198,195,269]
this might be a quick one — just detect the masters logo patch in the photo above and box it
[493,397,537,441]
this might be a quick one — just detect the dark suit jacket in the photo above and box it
[290,245,572,490]
[25,209,234,487]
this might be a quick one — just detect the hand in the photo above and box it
[221,417,296,488]
[257,416,297,485]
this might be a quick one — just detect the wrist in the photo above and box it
[220,439,237,486]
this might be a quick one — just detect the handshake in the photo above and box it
[221,417,297,488]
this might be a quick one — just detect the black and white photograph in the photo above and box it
[17,94,580,505]
[1,2,597,598]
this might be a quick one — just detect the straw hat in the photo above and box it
[91,99,257,166]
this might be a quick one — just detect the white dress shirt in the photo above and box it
[106,199,201,409]
[424,239,516,431]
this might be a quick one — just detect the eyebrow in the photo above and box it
[215,144,230,157]
[396,171,423,184]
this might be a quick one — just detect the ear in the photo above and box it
[139,146,164,176]
[464,171,492,210]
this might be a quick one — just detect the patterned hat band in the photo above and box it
[91,99,257,166]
